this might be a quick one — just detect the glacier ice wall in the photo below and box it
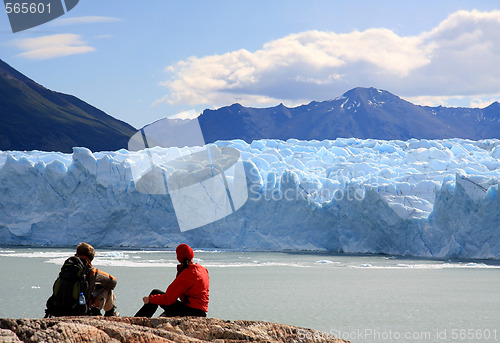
[0,138,499,259]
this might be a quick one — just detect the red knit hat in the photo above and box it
[176,244,194,263]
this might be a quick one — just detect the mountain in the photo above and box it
[198,87,500,142]
[3,55,498,153]
[0,59,136,153]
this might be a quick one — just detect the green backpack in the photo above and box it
[45,256,91,317]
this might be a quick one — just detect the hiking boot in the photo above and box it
[88,307,102,316]
[104,307,120,317]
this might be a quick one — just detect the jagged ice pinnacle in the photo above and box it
[0,138,499,259]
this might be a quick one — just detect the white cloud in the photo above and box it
[50,16,121,26]
[157,9,500,109]
[13,34,95,60]
[414,10,500,95]
[168,109,201,120]
[405,95,463,108]
[407,92,500,109]
[470,94,500,108]
[10,15,121,60]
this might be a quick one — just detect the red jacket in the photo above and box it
[149,263,209,312]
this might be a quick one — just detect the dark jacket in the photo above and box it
[76,255,117,304]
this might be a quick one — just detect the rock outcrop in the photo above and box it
[0,317,349,342]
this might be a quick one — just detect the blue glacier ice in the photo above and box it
[0,138,499,259]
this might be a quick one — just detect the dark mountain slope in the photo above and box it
[198,87,499,143]
[0,59,136,153]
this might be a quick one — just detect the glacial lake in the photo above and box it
[1,248,499,343]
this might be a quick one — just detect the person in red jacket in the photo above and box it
[134,244,209,317]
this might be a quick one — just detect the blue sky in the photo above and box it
[1,0,500,128]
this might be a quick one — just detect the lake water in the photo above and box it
[1,248,499,343]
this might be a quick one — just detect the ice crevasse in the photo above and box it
[0,138,499,259]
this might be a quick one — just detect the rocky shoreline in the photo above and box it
[0,316,349,342]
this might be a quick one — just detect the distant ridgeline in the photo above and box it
[198,87,500,143]
[1,57,499,153]
[0,59,136,153]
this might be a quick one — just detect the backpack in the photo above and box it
[44,256,92,317]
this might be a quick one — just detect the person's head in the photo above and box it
[176,243,194,264]
[76,242,95,262]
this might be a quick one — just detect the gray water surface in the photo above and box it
[1,248,499,343]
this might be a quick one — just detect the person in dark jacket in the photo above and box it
[76,242,119,316]
[135,244,209,317]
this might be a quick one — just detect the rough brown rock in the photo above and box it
[0,317,349,343]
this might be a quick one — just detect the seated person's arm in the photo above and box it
[94,269,117,290]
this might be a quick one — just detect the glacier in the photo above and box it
[0,138,499,259]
